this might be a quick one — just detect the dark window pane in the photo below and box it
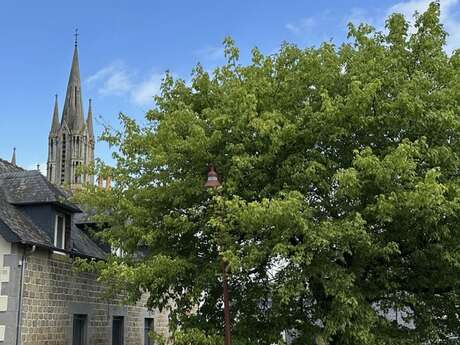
[144,318,154,345]
[56,215,64,249]
[112,316,124,345]
[72,314,87,345]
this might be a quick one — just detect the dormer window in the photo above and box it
[54,213,66,250]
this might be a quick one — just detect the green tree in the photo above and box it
[76,2,460,344]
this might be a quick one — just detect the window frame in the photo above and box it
[72,314,87,345]
[144,318,154,345]
[54,213,66,250]
[112,316,124,345]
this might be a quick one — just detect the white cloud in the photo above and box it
[286,17,316,34]
[389,0,460,51]
[389,0,457,19]
[346,0,460,52]
[87,61,133,95]
[131,73,163,106]
[86,63,164,106]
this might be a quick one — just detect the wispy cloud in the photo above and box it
[286,1,460,52]
[345,0,460,52]
[87,61,134,96]
[346,7,382,27]
[86,63,164,106]
[195,46,225,62]
[388,0,457,18]
[285,17,316,35]
[389,0,460,51]
[131,73,163,106]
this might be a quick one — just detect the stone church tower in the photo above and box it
[47,41,95,189]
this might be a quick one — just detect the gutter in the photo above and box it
[17,240,106,260]
[15,245,36,345]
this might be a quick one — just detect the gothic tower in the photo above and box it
[47,41,95,189]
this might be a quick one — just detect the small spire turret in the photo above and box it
[87,98,94,139]
[11,148,16,166]
[50,94,60,135]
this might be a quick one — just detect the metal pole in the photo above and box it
[222,261,232,345]
[204,166,231,344]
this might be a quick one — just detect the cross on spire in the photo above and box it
[74,28,79,47]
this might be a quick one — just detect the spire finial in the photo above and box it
[11,147,16,166]
[74,28,79,47]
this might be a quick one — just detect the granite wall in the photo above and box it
[17,248,169,345]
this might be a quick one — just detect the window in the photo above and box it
[74,162,80,184]
[144,318,154,345]
[72,314,87,345]
[54,214,66,250]
[61,134,67,184]
[50,139,54,159]
[111,246,125,258]
[112,316,124,345]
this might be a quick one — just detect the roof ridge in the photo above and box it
[0,158,24,171]
[0,170,38,179]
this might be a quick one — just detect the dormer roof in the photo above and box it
[0,165,106,259]
[0,170,80,212]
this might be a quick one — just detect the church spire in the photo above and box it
[61,41,85,132]
[47,36,95,189]
[11,148,16,166]
[50,94,60,135]
[87,98,94,138]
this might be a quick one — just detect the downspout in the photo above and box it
[15,245,36,345]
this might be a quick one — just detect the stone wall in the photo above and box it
[0,234,13,343]
[19,248,169,345]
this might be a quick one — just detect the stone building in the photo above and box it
[0,41,169,345]
[47,40,95,189]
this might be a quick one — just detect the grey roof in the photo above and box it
[0,190,53,246]
[61,45,85,133]
[0,170,79,211]
[0,158,23,174]
[0,164,107,259]
[73,211,95,225]
[71,224,106,260]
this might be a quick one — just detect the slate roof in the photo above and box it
[0,190,53,246]
[0,170,79,211]
[0,158,23,173]
[71,225,107,260]
[0,160,107,259]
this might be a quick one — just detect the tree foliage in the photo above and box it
[76,2,460,344]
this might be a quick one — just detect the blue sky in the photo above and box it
[1,0,459,171]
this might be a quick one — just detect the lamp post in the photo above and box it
[204,166,232,345]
